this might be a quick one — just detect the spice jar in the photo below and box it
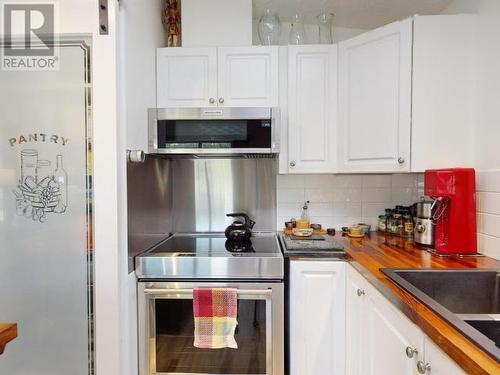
[392,212,404,236]
[377,215,387,232]
[403,214,414,237]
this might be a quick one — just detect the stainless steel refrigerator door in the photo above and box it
[0,39,93,374]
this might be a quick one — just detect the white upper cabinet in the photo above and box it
[338,18,412,173]
[217,46,279,107]
[157,46,278,108]
[287,45,337,173]
[157,47,217,107]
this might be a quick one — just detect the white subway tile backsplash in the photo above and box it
[334,175,363,188]
[362,187,392,203]
[333,188,362,202]
[277,188,304,203]
[334,202,362,217]
[478,213,500,238]
[475,170,500,260]
[305,188,335,203]
[362,203,388,218]
[277,174,306,189]
[276,174,419,231]
[477,192,500,215]
[362,174,392,188]
[392,174,419,188]
[478,233,500,260]
[303,175,336,188]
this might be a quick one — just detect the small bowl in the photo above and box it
[292,228,314,237]
[310,223,322,230]
[285,221,294,230]
[341,226,349,233]
[327,228,336,236]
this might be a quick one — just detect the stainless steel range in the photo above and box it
[136,232,284,375]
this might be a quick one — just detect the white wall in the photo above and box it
[442,0,500,260]
[277,173,423,230]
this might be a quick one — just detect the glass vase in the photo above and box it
[317,11,334,44]
[289,13,306,45]
[258,9,281,45]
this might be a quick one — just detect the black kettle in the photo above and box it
[225,212,256,242]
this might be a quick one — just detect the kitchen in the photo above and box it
[0,0,499,374]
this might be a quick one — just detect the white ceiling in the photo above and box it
[253,0,454,29]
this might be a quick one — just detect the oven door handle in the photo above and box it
[143,288,272,300]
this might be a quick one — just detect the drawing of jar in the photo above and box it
[20,149,38,183]
[36,160,52,184]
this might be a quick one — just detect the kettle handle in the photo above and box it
[226,212,256,229]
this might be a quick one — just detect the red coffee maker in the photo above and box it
[424,168,477,255]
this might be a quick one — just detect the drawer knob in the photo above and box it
[417,361,431,374]
[356,289,365,297]
[398,157,405,164]
[209,97,215,104]
[218,97,225,104]
[405,346,418,358]
[289,161,296,167]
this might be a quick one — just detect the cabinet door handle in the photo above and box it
[356,289,365,296]
[209,97,215,104]
[398,157,405,164]
[218,97,225,104]
[289,161,296,168]
[417,361,431,374]
[405,346,418,358]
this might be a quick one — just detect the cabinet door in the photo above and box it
[424,337,467,375]
[338,18,412,172]
[217,46,279,107]
[288,45,337,173]
[290,261,346,375]
[346,266,369,375]
[156,47,217,107]
[366,285,423,375]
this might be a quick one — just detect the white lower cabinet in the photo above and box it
[289,260,345,375]
[346,265,466,375]
[423,338,467,375]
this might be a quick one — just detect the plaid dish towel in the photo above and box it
[193,288,238,349]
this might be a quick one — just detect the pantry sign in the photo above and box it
[8,132,69,223]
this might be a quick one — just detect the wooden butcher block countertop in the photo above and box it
[0,323,17,355]
[335,232,500,375]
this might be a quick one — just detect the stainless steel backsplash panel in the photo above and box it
[171,158,277,233]
[127,155,173,270]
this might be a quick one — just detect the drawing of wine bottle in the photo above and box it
[53,155,68,213]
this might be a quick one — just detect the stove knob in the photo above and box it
[416,224,426,233]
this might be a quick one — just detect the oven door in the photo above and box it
[138,281,284,375]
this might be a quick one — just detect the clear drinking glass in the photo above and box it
[289,13,306,45]
[258,8,281,45]
[317,10,334,44]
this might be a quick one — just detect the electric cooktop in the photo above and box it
[135,232,283,280]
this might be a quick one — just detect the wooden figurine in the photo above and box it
[164,0,181,47]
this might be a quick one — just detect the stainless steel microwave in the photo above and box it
[148,107,280,156]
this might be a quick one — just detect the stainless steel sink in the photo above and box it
[381,268,500,362]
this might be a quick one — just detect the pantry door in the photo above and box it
[0,1,122,375]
